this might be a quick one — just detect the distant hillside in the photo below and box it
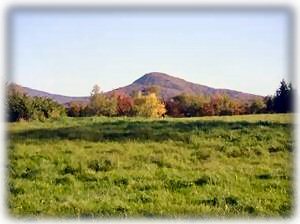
[10,84,89,105]
[110,72,263,101]
[13,72,263,104]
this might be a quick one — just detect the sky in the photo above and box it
[10,9,291,96]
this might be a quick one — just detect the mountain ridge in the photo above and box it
[11,84,89,105]
[13,72,263,104]
[110,72,262,101]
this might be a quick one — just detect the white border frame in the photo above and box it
[0,0,298,223]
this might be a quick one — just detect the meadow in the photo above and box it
[7,114,293,218]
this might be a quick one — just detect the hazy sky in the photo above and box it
[10,9,290,96]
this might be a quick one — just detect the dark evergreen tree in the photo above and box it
[264,96,274,113]
[273,79,293,113]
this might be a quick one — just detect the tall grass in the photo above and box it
[7,114,293,218]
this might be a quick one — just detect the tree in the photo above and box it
[249,98,266,114]
[67,101,88,117]
[166,93,245,117]
[28,96,66,121]
[7,87,33,121]
[91,84,101,96]
[207,94,238,116]
[264,96,274,113]
[115,92,134,116]
[166,94,209,117]
[88,85,117,116]
[133,92,166,118]
[166,98,183,117]
[273,79,293,113]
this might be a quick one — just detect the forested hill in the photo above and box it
[109,72,263,101]
[14,72,263,104]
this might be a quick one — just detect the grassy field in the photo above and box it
[7,114,293,218]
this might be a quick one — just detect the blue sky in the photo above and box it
[10,9,290,96]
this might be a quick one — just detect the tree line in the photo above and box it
[7,79,294,122]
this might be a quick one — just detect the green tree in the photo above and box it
[166,94,209,117]
[88,85,117,116]
[67,101,87,117]
[7,87,33,121]
[209,94,237,116]
[249,98,266,114]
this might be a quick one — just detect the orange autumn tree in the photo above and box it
[111,92,134,116]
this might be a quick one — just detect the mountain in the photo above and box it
[110,72,262,101]
[12,84,89,105]
[14,72,263,104]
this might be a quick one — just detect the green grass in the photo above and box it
[7,114,294,218]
